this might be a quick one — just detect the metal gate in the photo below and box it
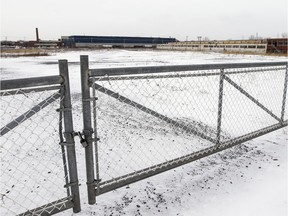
[0,60,80,215]
[80,55,287,204]
[1,55,287,214]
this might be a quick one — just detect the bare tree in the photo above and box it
[203,36,210,41]
[281,32,288,38]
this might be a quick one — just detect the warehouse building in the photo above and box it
[267,38,288,53]
[62,35,177,48]
[157,39,268,54]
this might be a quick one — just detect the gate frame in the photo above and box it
[80,55,287,204]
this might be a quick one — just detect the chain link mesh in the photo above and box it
[221,66,286,142]
[92,65,287,185]
[0,89,70,215]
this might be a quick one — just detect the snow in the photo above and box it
[1,50,287,216]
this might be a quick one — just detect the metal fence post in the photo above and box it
[91,77,101,194]
[216,69,225,145]
[281,64,288,123]
[80,55,96,204]
[59,60,81,213]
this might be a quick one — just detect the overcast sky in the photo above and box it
[1,0,287,41]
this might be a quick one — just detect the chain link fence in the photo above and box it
[1,56,287,214]
[80,56,287,200]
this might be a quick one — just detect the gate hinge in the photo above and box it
[59,142,74,147]
[64,181,79,188]
[56,107,72,112]
[87,179,102,186]
[82,97,98,102]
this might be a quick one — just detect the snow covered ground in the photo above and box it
[1,50,287,216]
[76,129,287,216]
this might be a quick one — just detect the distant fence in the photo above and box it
[0,56,287,215]
[80,56,287,204]
[0,61,80,215]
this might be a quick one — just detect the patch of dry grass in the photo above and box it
[0,48,50,57]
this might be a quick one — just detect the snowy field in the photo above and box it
[1,50,287,216]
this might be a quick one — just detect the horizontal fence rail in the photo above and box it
[0,75,64,91]
[96,120,287,196]
[20,197,74,216]
[90,62,287,77]
[81,55,287,204]
[92,66,285,81]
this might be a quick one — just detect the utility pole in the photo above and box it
[198,36,202,51]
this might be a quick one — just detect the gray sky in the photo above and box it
[1,0,287,41]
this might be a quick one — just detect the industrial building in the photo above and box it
[1,27,286,54]
[267,38,288,53]
[1,28,61,49]
[62,35,177,48]
[157,39,288,54]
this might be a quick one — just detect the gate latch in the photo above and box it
[74,132,88,148]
